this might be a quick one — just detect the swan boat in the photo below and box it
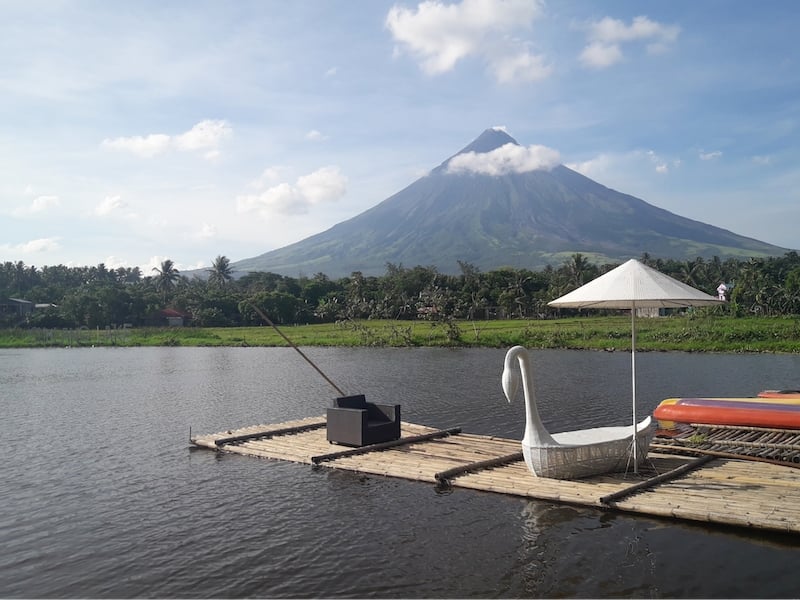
[654,397,800,430]
[502,346,653,480]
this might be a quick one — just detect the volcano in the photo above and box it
[232,129,787,278]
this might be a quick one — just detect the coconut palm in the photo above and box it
[566,253,596,287]
[679,258,705,288]
[152,259,180,301]
[207,255,233,287]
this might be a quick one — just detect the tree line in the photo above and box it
[2,251,800,329]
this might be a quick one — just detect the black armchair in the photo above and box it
[326,394,401,447]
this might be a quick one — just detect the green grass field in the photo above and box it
[2,314,800,353]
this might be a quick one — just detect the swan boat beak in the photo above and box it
[502,363,520,403]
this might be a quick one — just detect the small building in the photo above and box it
[159,308,190,327]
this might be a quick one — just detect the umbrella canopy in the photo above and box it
[547,258,723,310]
[548,258,723,472]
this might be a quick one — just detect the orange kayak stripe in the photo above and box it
[653,404,800,429]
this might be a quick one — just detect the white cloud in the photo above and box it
[569,149,678,181]
[752,155,771,165]
[95,195,128,216]
[325,66,338,77]
[101,119,231,160]
[646,149,670,173]
[248,166,290,189]
[446,142,560,175]
[192,223,217,240]
[101,256,126,269]
[101,133,171,158]
[174,120,232,152]
[565,154,614,178]
[31,195,60,212]
[236,166,348,217]
[590,15,678,44]
[490,49,551,83]
[580,15,680,69]
[699,150,722,161]
[295,167,348,203]
[386,0,547,83]
[238,182,299,215]
[12,195,60,216]
[579,42,623,69]
[3,237,62,254]
[305,129,328,141]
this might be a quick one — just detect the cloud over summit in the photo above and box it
[447,143,561,175]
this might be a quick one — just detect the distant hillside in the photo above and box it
[231,129,789,278]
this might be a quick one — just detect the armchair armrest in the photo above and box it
[368,403,401,422]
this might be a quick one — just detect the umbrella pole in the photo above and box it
[631,304,638,473]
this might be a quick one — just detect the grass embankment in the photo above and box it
[2,314,800,352]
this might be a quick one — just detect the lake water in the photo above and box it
[2,346,800,598]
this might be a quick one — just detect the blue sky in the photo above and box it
[2,0,798,274]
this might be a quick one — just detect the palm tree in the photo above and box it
[207,255,233,287]
[566,253,596,287]
[152,259,180,302]
[679,258,705,288]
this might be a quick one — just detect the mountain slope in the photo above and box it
[232,129,788,278]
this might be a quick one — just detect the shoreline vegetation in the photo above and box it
[1,315,799,353]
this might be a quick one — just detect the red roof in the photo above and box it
[160,308,189,318]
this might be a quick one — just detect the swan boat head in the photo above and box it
[502,346,558,449]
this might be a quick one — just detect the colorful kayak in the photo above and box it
[654,397,800,430]
[758,390,800,399]
[659,395,800,407]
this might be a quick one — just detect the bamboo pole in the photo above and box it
[435,452,524,485]
[249,303,346,396]
[214,421,327,446]
[600,455,715,505]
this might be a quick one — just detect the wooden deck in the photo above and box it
[191,417,800,534]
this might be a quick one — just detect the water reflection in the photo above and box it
[517,502,661,598]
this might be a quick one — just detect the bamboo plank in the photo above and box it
[311,428,463,463]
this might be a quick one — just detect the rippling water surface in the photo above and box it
[2,346,800,598]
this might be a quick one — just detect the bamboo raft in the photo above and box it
[191,417,800,534]
[653,423,800,465]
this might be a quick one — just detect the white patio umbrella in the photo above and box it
[547,259,723,472]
